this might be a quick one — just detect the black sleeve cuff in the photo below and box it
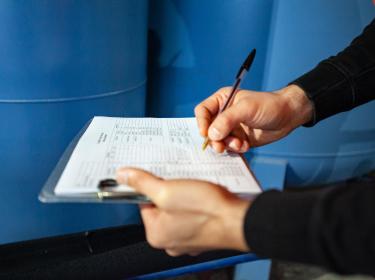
[291,61,353,127]
[244,190,319,263]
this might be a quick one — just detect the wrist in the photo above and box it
[279,84,313,128]
[219,198,251,251]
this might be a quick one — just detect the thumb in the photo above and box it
[116,168,164,201]
[208,103,248,141]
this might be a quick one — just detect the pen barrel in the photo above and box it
[220,78,242,112]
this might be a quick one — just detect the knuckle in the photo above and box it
[216,87,232,100]
[115,169,131,185]
[237,100,251,112]
[194,104,201,115]
[156,186,171,206]
[218,86,232,94]
[166,249,180,257]
[117,167,127,173]
[126,171,139,186]
[147,234,164,249]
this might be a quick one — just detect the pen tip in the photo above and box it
[202,138,209,151]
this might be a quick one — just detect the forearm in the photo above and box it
[291,18,375,126]
[243,181,375,274]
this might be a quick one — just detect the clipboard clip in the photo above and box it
[97,179,152,204]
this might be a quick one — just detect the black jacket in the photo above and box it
[244,18,375,275]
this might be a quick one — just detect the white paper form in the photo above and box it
[55,117,261,195]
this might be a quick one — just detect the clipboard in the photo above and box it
[39,119,152,204]
[39,117,261,205]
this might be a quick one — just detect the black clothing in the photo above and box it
[293,18,375,126]
[244,18,375,274]
[0,225,242,279]
[245,180,375,275]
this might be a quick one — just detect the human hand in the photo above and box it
[116,168,250,256]
[195,85,313,153]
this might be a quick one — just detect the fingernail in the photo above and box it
[239,141,249,153]
[229,141,240,150]
[209,127,221,140]
[117,169,130,184]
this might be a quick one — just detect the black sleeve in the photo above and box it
[243,180,375,275]
[291,18,375,126]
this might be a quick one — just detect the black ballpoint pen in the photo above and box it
[202,48,257,150]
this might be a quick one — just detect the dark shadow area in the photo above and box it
[0,224,244,279]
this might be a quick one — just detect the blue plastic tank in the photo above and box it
[251,0,375,185]
[0,0,148,243]
[148,0,375,187]
[147,0,274,117]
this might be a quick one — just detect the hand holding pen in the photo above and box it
[201,49,256,150]
[195,50,313,153]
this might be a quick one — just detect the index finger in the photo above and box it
[194,87,232,137]
[194,105,211,137]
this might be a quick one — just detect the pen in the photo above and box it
[202,48,256,150]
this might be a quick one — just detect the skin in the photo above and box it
[116,84,313,256]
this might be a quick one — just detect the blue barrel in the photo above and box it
[251,0,375,185]
[148,0,375,187]
[147,0,274,117]
[0,0,148,243]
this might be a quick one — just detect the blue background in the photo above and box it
[0,0,374,250]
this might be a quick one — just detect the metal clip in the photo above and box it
[97,179,152,204]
